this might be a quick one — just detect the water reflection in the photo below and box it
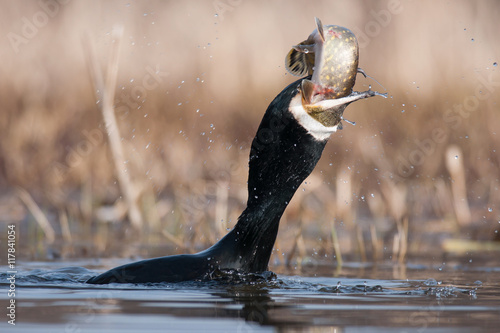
[1,261,500,331]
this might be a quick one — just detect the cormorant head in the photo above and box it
[285,18,386,141]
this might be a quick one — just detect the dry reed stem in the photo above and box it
[392,233,399,262]
[297,234,307,265]
[16,187,55,244]
[215,181,229,238]
[381,181,407,222]
[369,224,382,261]
[356,225,367,262]
[398,217,408,263]
[335,167,353,225]
[286,226,302,267]
[330,221,343,267]
[445,145,472,226]
[59,209,72,243]
[392,217,409,263]
[83,26,143,229]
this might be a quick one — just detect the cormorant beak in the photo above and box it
[299,78,387,128]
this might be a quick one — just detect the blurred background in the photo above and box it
[0,0,499,270]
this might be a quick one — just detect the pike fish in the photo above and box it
[285,18,386,128]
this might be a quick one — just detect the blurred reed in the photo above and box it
[0,1,499,267]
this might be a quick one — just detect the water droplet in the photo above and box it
[214,13,218,17]
[370,193,375,198]
[471,38,475,42]
[488,207,493,212]
[130,78,134,83]
[494,62,498,67]
[455,155,458,159]
[424,278,437,287]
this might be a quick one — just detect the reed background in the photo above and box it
[1,0,499,271]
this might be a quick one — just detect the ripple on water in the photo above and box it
[1,262,499,331]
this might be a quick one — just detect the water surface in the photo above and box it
[1,260,499,332]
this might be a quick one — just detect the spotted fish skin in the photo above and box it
[314,25,359,100]
[286,18,359,102]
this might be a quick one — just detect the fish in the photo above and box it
[285,18,386,128]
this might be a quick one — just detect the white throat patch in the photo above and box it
[288,93,340,141]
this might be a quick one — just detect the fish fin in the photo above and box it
[357,68,367,78]
[357,68,387,91]
[300,79,315,106]
[285,43,314,76]
[292,44,315,53]
[315,17,325,42]
[341,116,356,126]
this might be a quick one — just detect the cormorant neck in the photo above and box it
[220,78,328,272]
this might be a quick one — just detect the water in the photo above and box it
[1,260,500,332]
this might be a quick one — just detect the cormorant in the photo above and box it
[86,18,385,284]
